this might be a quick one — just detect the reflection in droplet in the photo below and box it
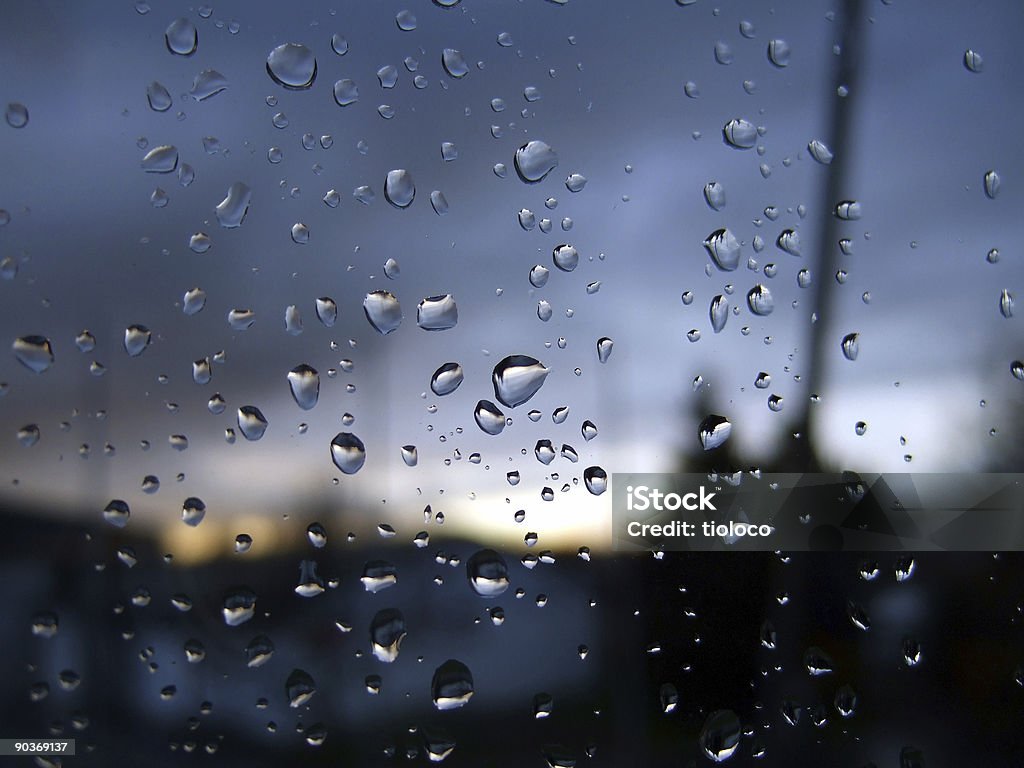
[515,140,559,183]
[182,496,206,527]
[124,325,151,357]
[430,362,464,396]
[286,669,316,707]
[492,355,549,407]
[267,43,317,89]
[777,229,802,256]
[841,333,859,361]
[710,295,729,333]
[597,337,614,363]
[330,432,366,474]
[747,285,774,316]
[699,709,741,762]
[222,587,257,626]
[584,466,607,495]
[363,290,403,334]
[103,500,130,528]
[552,243,579,272]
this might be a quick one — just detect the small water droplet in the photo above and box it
[286,668,316,707]
[181,496,206,526]
[699,709,741,762]
[834,200,862,220]
[584,466,607,495]
[146,82,172,112]
[704,181,726,210]
[384,169,415,208]
[596,337,613,363]
[190,69,229,100]
[984,170,1001,199]
[841,333,859,361]
[710,295,729,332]
[964,49,984,73]
[777,229,802,256]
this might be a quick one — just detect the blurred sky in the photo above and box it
[0,0,1021,554]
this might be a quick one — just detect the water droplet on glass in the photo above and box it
[834,200,861,219]
[565,173,587,193]
[146,81,172,112]
[141,145,178,173]
[287,365,320,410]
[237,406,268,441]
[767,394,784,412]
[190,69,229,100]
[401,445,418,466]
[492,355,549,407]
[747,285,774,315]
[417,294,458,330]
[808,139,833,164]
[370,609,407,663]
[699,709,741,762]
[777,229,802,256]
[286,668,316,707]
[984,170,1001,199]
[515,140,559,183]
[835,333,860,363]
[722,118,757,149]
[363,290,402,334]
[767,39,791,67]
[432,660,474,710]
[124,325,151,357]
[315,297,337,327]
[16,424,39,447]
[442,48,469,78]
[474,400,506,435]
[189,232,211,253]
[333,79,359,106]
[584,466,607,495]
[710,295,729,332]
[804,646,835,675]
[331,33,348,55]
[215,182,251,228]
[13,336,54,373]
[704,228,742,271]
[228,309,255,330]
[1012,361,1024,381]
[430,362,464,396]
[103,500,130,528]
[165,18,198,55]
[964,49,984,73]
[267,43,317,89]
[384,169,415,208]
[552,243,579,272]
[361,560,397,592]
[714,41,734,65]
[192,357,211,384]
[429,190,449,215]
[703,181,726,210]
[181,496,206,526]
[330,432,366,474]
[699,415,732,450]
[596,337,613,363]
[467,549,510,596]
[222,587,257,626]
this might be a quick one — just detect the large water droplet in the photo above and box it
[124,325,151,357]
[432,660,474,710]
[430,362,464,396]
[13,336,54,373]
[710,295,729,332]
[699,710,741,762]
[467,549,509,596]
[364,290,403,334]
[584,466,607,495]
[330,432,366,474]
[286,668,316,707]
[267,43,317,89]
[552,243,579,272]
[441,48,469,78]
[417,294,458,330]
[597,337,614,363]
[474,400,506,435]
[384,169,415,208]
[333,79,359,106]
[722,119,757,149]
[515,140,559,183]
[146,81,172,112]
[165,18,197,55]
[704,229,742,271]
[215,182,251,228]
[808,139,833,164]
[295,559,324,597]
[237,406,268,441]
[984,170,1001,199]
[361,560,397,592]
[841,333,859,361]
[370,609,407,662]
[288,365,320,410]
[747,285,774,315]
[141,145,178,173]
[529,264,550,287]
[699,415,732,450]
[492,355,550,407]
